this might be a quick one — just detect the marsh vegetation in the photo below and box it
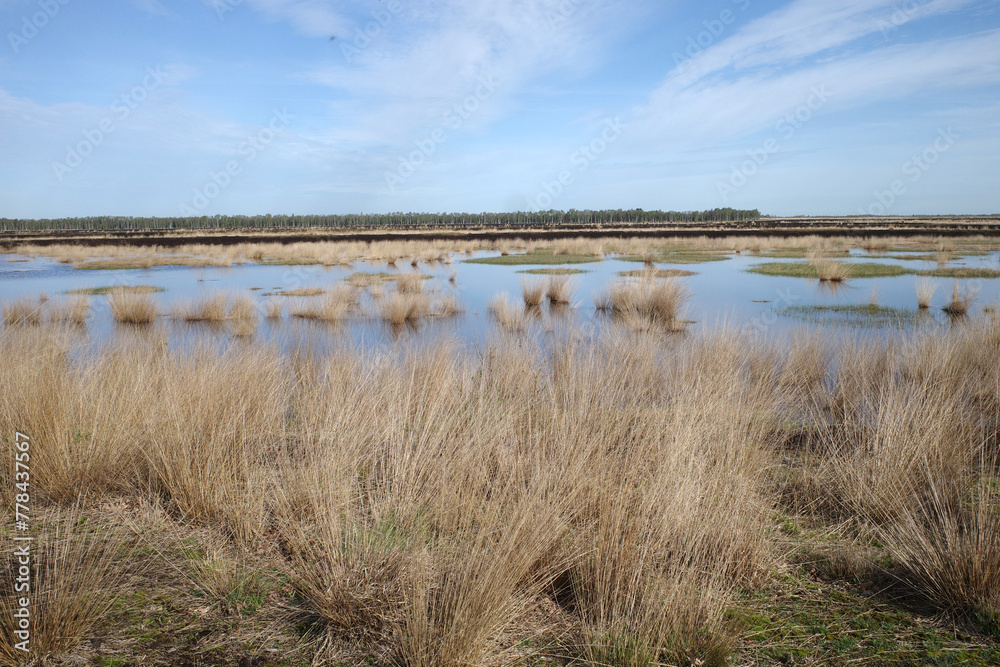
[2,232,1000,666]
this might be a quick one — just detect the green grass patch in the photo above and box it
[617,268,698,278]
[464,251,600,266]
[747,262,914,279]
[258,258,323,266]
[516,267,590,275]
[277,288,326,297]
[734,562,1000,666]
[918,268,1000,279]
[75,257,218,270]
[752,248,851,259]
[620,251,729,265]
[66,285,166,295]
[777,304,925,328]
[344,271,433,285]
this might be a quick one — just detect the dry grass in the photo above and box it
[0,509,133,663]
[265,299,283,319]
[280,287,325,297]
[545,275,576,305]
[291,286,359,321]
[487,293,529,333]
[107,287,158,324]
[171,291,230,322]
[2,296,44,326]
[381,291,429,324]
[228,293,259,337]
[395,273,427,294]
[916,278,937,309]
[814,260,850,282]
[604,279,692,332]
[47,296,90,325]
[521,278,546,307]
[943,282,976,315]
[432,294,463,317]
[3,305,1000,664]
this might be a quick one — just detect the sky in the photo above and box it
[0,0,998,219]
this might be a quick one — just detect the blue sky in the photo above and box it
[1,0,998,218]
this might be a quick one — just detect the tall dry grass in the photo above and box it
[604,279,692,332]
[545,275,576,305]
[943,282,976,315]
[916,278,937,309]
[107,287,158,324]
[3,307,1000,663]
[2,296,43,326]
[814,260,850,282]
[0,509,132,662]
[171,291,229,322]
[521,278,546,307]
[291,286,359,321]
[487,293,529,333]
[47,296,90,325]
[381,292,429,325]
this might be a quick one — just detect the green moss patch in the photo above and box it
[747,262,914,279]
[777,304,924,327]
[516,267,590,275]
[617,268,698,278]
[464,251,600,266]
[344,272,433,286]
[67,285,166,295]
[919,268,1000,279]
[620,252,729,265]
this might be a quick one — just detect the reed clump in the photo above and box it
[172,291,229,322]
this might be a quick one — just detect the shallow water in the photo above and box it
[1,248,998,351]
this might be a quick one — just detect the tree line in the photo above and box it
[0,208,761,232]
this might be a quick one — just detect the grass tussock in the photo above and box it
[943,282,976,315]
[2,296,44,326]
[381,291,430,324]
[487,293,529,332]
[814,260,851,282]
[520,278,546,307]
[228,293,259,337]
[603,279,692,332]
[291,285,359,321]
[265,299,283,319]
[107,287,158,324]
[0,509,133,663]
[545,275,576,305]
[47,295,90,325]
[916,278,937,309]
[171,290,230,322]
